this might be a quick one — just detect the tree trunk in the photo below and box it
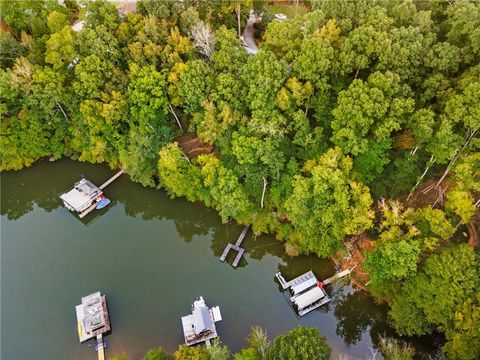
[407,155,435,202]
[261,177,268,209]
[354,67,360,80]
[467,222,479,249]
[168,104,183,132]
[236,4,241,39]
[435,129,477,189]
[55,100,69,122]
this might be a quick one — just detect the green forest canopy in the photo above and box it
[1,1,479,358]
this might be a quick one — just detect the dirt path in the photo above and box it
[177,133,214,159]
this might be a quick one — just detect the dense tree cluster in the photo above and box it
[1,1,479,358]
[110,326,331,360]
[111,325,417,360]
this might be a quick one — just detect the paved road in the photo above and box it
[243,14,258,55]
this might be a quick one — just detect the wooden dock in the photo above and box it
[322,268,354,285]
[96,334,105,360]
[219,225,250,267]
[275,268,354,316]
[78,169,124,219]
[99,168,125,190]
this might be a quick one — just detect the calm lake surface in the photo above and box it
[1,159,440,360]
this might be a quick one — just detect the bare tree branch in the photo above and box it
[261,176,268,208]
[168,103,183,132]
[190,21,215,59]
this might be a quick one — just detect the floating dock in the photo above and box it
[275,271,331,316]
[181,296,222,347]
[275,269,354,316]
[220,225,250,267]
[60,169,124,219]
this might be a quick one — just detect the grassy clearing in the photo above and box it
[264,3,309,19]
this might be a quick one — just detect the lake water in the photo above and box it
[1,159,440,359]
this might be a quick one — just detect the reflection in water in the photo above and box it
[334,288,391,345]
[1,159,112,220]
[1,159,441,360]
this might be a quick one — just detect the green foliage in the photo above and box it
[45,26,76,70]
[364,239,421,284]
[285,148,374,257]
[206,339,231,360]
[127,65,169,123]
[175,60,214,116]
[443,293,480,360]
[0,0,54,36]
[378,337,415,360]
[445,189,476,225]
[445,1,480,65]
[137,0,185,22]
[243,325,270,360]
[109,354,129,360]
[84,0,120,31]
[390,245,478,336]
[234,348,259,360]
[158,143,208,203]
[47,11,69,33]
[0,32,27,69]
[173,344,208,360]
[2,5,480,355]
[365,202,456,286]
[331,71,414,182]
[197,154,253,223]
[143,347,173,360]
[267,326,331,360]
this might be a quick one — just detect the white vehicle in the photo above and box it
[275,13,287,20]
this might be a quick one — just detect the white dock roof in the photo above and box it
[60,178,102,212]
[293,286,325,310]
[61,188,92,212]
[291,276,317,295]
[75,292,110,342]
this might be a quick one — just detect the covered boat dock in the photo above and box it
[75,292,111,360]
[60,169,124,218]
[75,292,111,343]
[181,296,222,347]
[275,271,331,316]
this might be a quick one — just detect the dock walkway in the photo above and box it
[78,169,125,219]
[99,168,125,190]
[96,334,105,360]
[220,225,250,267]
[322,268,353,285]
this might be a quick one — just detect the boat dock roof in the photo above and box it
[275,271,331,316]
[60,169,124,218]
[276,270,316,290]
[181,297,222,346]
[60,178,102,213]
[75,292,111,343]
